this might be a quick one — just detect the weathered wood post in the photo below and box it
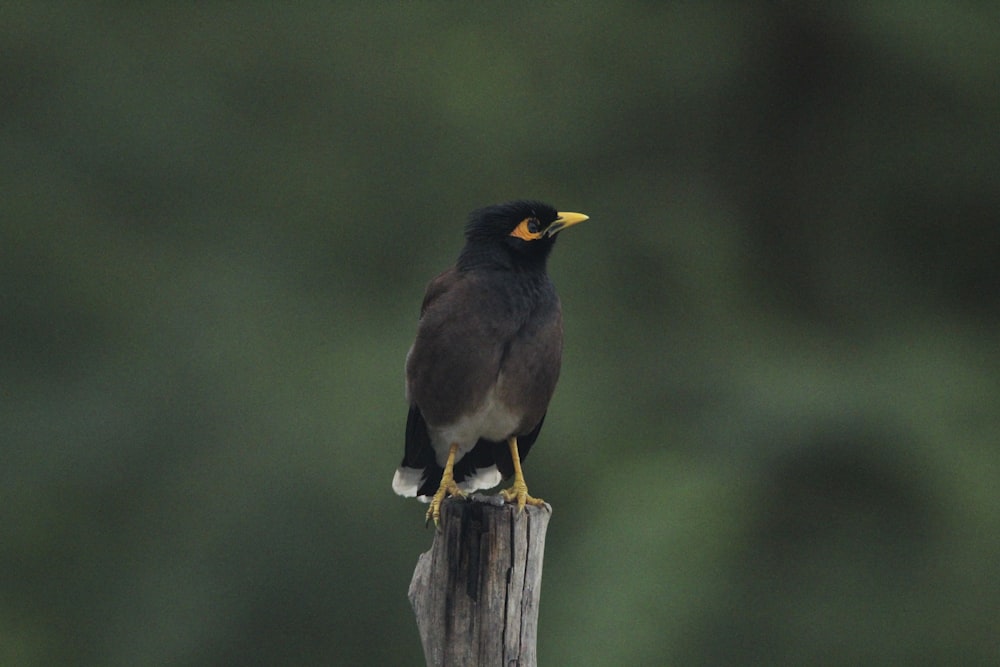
[408,494,551,666]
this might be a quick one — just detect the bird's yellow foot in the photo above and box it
[500,480,545,513]
[426,479,465,527]
[425,442,465,527]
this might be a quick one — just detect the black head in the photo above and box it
[459,200,588,270]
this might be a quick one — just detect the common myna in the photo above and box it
[392,200,588,525]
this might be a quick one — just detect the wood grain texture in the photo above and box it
[408,495,551,667]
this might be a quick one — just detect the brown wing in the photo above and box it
[418,267,456,317]
[406,270,520,428]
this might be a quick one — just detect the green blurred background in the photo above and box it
[3,3,999,665]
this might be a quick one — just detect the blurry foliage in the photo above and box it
[2,3,999,665]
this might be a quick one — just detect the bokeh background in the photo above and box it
[4,3,999,665]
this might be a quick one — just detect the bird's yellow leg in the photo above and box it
[499,436,545,512]
[426,442,466,526]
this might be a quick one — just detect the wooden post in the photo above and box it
[408,494,551,667]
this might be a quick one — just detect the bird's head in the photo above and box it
[461,200,589,269]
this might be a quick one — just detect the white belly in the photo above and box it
[428,386,519,466]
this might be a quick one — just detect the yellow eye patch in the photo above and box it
[509,217,543,241]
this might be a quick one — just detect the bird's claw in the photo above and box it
[500,481,545,514]
[425,481,466,527]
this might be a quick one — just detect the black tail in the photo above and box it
[399,404,442,497]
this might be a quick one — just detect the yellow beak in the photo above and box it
[546,211,589,236]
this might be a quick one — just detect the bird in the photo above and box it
[392,200,589,525]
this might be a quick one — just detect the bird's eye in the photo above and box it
[509,216,545,241]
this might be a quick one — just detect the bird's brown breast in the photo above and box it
[405,267,562,440]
